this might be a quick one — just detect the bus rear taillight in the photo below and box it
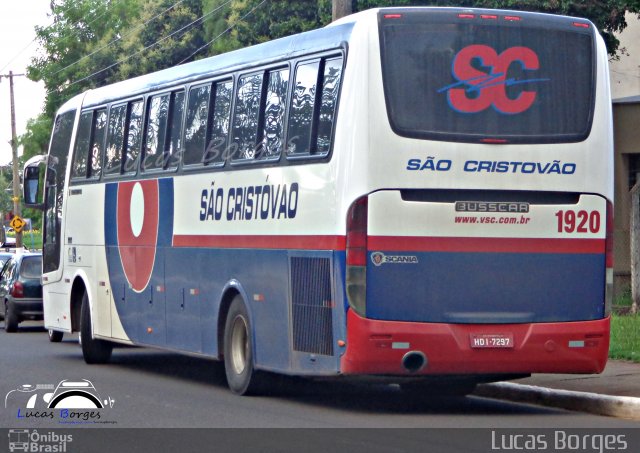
[605,200,614,316]
[346,197,368,316]
[347,197,368,266]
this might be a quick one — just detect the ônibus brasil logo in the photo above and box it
[438,44,550,114]
[8,429,73,453]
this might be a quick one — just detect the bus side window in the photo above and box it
[71,111,93,180]
[166,90,185,169]
[124,100,143,174]
[144,93,170,171]
[287,61,319,155]
[232,72,264,160]
[205,80,233,166]
[105,104,127,175]
[316,57,343,155]
[184,83,211,166]
[90,109,106,178]
[287,56,343,158]
[258,68,289,160]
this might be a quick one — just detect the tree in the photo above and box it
[28,0,143,118]
[202,0,242,55]
[18,114,52,165]
[0,171,14,222]
[198,0,326,59]
[119,0,207,77]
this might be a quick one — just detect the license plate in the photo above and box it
[470,333,514,349]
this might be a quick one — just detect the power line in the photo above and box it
[178,0,267,65]
[56,0,235,93]
[51,0,189,78]
[0,41,39,74]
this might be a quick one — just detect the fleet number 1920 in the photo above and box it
[555,210,600,234]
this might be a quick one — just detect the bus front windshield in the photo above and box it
[379,10,595,144]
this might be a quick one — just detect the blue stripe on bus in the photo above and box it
[104,182,346,372]
[365,251,605,323]
[158,178,174,247]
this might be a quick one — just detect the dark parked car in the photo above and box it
[0,253,43,332]
[0,251,15,268]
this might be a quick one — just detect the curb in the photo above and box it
[474,382,640,421]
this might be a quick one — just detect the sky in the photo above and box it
[0,1,52,166]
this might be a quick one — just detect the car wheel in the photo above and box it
[223,296,264,395]
[80,292,112,364]
[48,329,64,342]
[4,301,18,333]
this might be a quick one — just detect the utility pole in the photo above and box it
[332,0,353,21]
[1,71,27,249]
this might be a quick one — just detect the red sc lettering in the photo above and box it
[448,45,540,114]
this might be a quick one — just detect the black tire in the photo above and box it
[48,329,64,343]
[223,296,263,395]
[4,301,18,333]
[80,292,112,364]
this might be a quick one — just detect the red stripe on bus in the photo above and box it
[173,235,604,254]
[367,236,605,254]
[173,234,347,250]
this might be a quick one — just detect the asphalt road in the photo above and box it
[1,321,638,432]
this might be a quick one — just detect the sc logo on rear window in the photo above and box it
[438,44,550,114]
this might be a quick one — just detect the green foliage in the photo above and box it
[203,0,241,55]
[220,0,324,50]
[614,288,633,307]
[0,172,13,218]
[120,0,207,77]
[28,0,142,118]
[5,228,43,250]
[610,314,640,362]
[18,114,52,165]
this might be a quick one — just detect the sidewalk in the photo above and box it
[516,360,640,398]
[475,360,640,420]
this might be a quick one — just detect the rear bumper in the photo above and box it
[340,309,609,375]
[9,299,44,320]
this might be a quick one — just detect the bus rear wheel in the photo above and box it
[80,292,113,364]
[223,296,263,395]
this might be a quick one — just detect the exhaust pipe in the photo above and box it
[402,351,427,373]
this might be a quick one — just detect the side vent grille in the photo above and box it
[291,257,334,356]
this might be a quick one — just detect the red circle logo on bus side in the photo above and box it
[116,180,159,292]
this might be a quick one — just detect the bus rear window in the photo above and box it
[379,10,595,143]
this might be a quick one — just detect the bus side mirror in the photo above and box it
[23,155,47,210]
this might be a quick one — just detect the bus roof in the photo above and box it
[74,21,354,110]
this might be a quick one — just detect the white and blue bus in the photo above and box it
[24,7,613,395]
